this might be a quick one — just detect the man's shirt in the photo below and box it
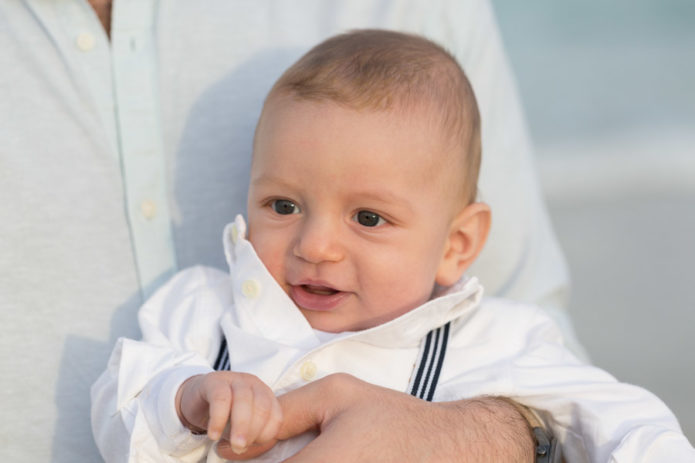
[1,1,573,460]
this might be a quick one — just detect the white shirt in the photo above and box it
[92,216,695,463]
[2,1,576,460]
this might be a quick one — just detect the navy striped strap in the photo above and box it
[213,322,452,402]
[213,336,230,371]
[409,322,451,401]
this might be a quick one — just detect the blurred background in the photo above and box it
[490,0,695,441]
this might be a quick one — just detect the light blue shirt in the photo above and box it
[0,1,573,461]
[110,0,177,297]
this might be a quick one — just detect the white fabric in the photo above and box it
[2,1,578,461]
[92,216,695,463]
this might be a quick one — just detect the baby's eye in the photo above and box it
[271,199,300,215]
[354,210,386,227]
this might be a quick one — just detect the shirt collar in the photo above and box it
[223,215,484,349]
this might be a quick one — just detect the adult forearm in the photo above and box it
[263,373,535,463]
[433,396,535,462]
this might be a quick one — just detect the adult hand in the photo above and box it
[216,373,534,462]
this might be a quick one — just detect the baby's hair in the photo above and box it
[262,29,481,204]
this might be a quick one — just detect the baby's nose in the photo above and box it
[292,218,344,264]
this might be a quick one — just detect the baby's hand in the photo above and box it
[176,372,282,454]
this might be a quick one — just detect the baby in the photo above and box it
[92,30,695,462]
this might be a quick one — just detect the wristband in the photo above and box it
[509,401,563,463]
[532,426,561,463]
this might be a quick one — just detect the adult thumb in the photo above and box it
[275,381,328,441]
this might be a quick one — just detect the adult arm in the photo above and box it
[216,374,535,463]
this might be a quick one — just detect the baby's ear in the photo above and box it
[435,202,491,287]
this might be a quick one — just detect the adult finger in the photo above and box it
[215,438,278,461]
[280,436,327,463]
[275,378,329,441]
[280,427,361,463]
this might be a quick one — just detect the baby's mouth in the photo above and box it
[289,282,349,312]
[302,284,339,296]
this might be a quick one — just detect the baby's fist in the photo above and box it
[176,371,282,454]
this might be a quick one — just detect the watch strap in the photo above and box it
[509,402,563,463]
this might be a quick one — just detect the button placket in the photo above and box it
[109,0,177,297]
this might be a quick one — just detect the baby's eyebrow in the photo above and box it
[250,175,297,190]
[351,189,410,207]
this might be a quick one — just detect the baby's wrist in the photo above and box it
[175,375,208,435]
[178,408,207,435]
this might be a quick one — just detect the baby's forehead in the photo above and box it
[259,94,461,157]
[255,96,468,203]
[263,92,458,141]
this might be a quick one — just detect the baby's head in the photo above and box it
[246,29,490,332]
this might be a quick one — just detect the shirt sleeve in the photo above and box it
[90,266,232,462]
[505,308,695,463]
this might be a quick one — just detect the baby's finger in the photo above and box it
[203,377,232,441]
[229,379,254,453]
[244,385,276,446]
[256,394,282,444]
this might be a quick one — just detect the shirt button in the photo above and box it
[300,361,317,381]
[140,200,156,220]
[241,279,260,299]
[229,224,239,244]
[76,32,95,51]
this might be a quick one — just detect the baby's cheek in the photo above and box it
[375,273,433,316]
[254,244,285,283]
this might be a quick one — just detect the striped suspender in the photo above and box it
[213,321,451,402]
[213,337,230,371]
[408,322,451,401]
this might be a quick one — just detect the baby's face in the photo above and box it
[247,98,463,332]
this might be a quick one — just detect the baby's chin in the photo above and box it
[301,305,415,334]
[300,309,357,333]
